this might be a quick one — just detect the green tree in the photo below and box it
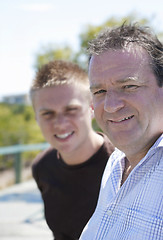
[33,13,161,70]
[79,13,150,50]
[32,13,163,134]
[33,44,78,70]
[77,13,157,69]
[0,103,44,147]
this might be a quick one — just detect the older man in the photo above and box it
[80,24,163,239]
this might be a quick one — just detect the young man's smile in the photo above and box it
[54,131,74,140]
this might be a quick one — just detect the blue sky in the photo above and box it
[0,0,163,98]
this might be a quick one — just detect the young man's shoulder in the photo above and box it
[98,132,115,156]
[32,146,57,168]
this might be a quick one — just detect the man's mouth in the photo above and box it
[55,131,74,139]
[110,115,134,123]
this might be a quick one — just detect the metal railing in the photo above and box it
[0,143,50,184]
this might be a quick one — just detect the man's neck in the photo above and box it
[121,157,132,186]
[120,140,155,185]
[59,131,104,166]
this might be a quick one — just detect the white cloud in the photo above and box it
[19,3,55,12]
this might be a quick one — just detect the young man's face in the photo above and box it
[33,84,93,158]
[89,47,163,159]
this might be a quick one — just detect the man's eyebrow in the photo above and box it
[90,84,104,91]
[116,77,138,83]
[90,77,138,90]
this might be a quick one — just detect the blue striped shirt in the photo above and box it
[80,134,163,240]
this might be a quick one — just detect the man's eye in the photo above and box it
[93,89,106,95]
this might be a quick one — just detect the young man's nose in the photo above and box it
[54,114,68,126]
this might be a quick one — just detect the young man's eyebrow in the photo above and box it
[39,108,52,113]
[65,105,78,109]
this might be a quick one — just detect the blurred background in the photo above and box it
[0,0,163,189]
[0,1,163,239]
[0,0,163,188]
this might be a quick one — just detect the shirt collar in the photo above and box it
[136,133,163,169]
[150,133,163,149]
[114,134,163,171]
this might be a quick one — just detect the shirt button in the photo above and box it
[107,209,112,216]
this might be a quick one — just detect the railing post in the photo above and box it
[14,152,22,184]
[0,143,49,186]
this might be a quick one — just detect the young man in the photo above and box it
[29,60,114,240]
[80,24,163,239]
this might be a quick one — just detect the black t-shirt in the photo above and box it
[32,134,114,240]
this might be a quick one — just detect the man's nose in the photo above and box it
[104,90,125,113]
[54,114,68,126]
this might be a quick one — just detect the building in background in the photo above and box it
[1,94,30,105]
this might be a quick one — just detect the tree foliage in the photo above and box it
[0,103,46,170]
[1,14,162,171]
[0,103,44,147]
[79,13,150,50]
[2,13,162,148]
[33,13,162,70]
[34,44,77,70]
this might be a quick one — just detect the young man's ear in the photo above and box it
[90,104,94,119]
[35,113,39,125]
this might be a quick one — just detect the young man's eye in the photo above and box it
[43,112,52,115]
[67,108,78,114]
[42,112,54,118]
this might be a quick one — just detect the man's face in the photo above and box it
[89,48,163,158]
[33,84,92,158]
